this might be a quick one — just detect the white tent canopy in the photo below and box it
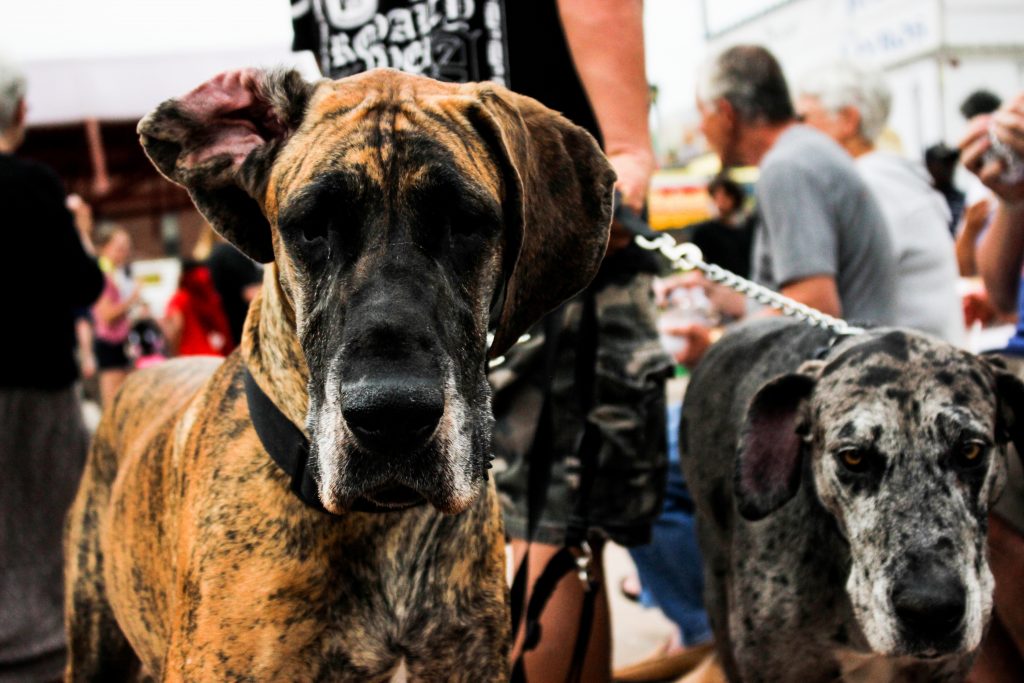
[6,0,701,129]
[22,48,318,126]
[4,0,312,125]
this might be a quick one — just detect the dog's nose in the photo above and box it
[342,380,444,452]
[891,562,966,643]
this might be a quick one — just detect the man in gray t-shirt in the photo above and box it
[669,45,897,366]
[751,124,896,325]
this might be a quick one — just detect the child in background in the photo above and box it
[162,260,233,357]
[127,303,166,369]
[92,226,138,406]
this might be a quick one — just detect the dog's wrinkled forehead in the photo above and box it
[814,330,997,430]
[265,74,503,224]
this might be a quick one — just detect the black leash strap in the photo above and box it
[509,306,566,683]
[567,563,600,683]
[563,291,602,683]
[510,290,602,683]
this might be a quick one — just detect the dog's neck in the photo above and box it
[241,265,310,432]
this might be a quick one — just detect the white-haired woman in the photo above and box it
[797,61,965,346]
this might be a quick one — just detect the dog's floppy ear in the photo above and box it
[468,86,616,356]
[735,368,818,521]
[138,69,313,263]
[984,356,1024,469]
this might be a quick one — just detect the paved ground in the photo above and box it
[606,542,677,670]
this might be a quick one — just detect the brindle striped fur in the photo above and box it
[65,69,614,681]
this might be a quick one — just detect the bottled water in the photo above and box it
[657,286,715,358]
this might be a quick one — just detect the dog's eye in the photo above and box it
[954,441,988,469]
[837,448,870,473]
[447,213,488,240]
[301,219,328,243]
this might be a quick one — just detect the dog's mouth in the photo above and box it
[896,634,966,660]
[358,484,426,511]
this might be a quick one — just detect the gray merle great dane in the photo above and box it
[680,317,1024,682]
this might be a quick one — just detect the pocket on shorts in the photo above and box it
[574,274,674,542]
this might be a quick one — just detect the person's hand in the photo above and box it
[653,271,706,306]
[66,192,90,222]
[993,92,1024,157]
[126,288,142,309]
[962,288,997,328]
[606,146,656,255]
[66,193,96,253]
[960,94,1024,203]
[243,283,262,303]
[608,146,655,213]
[704,282,747,320]
[662,321,713,368]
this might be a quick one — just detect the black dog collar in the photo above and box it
[243,369,423,515]
[812,328,865,361]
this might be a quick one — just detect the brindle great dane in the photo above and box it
[64,68,615,681]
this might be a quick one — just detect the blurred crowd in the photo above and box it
[0,54,262,681]
[635,47,1024,683]
[76,219,262,409]
[2,1,1024,681]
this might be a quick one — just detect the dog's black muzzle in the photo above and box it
[891,552,967,653]
[341,377,445,453]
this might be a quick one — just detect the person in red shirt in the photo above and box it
[163,261,234,357]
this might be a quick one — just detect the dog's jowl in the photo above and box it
[681,317,1024,683]
[64,68,614,681]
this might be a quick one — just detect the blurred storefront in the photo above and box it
[647,157,758,235]
[16,45,315,313]
[18,49,317,261]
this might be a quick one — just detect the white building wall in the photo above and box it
[886,59,943,154]
[943,0,1024,47]
[702,0,1024,157]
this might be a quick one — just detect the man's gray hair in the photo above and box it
[0,53,27,132]
[798,61,892,143]
[697,45,795,125]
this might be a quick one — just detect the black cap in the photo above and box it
[925,143,960,164]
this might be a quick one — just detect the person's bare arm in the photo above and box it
[93,287,139,324]
[75,317,96,379]
[955,199,991,277]
[557,0,653,213]
[778,275,843,318]
[162,310,184,357]
[977,203,1024,313]
[66,194,96,256]
[964,93,1024,313]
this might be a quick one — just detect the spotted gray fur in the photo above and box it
[681,317,1024,682]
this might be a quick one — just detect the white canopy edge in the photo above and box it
[24,48,320,126]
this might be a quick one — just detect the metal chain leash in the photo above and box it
[635,233,865,337]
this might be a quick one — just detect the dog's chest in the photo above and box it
[834,649,898,682]
[203,498,509,680]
